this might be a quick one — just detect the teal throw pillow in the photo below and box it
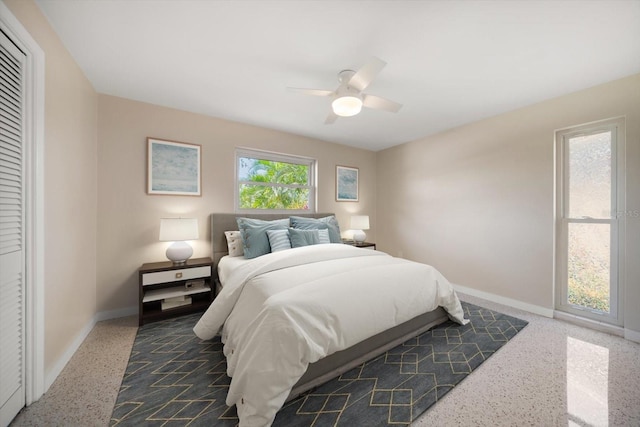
[289,215,342,243]
[236,217,289,259]
[289,228,320,248]
[266,229,292,252]
[317,228,330,244]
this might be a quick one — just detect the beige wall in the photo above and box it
[377,74,640,333]
[4,0,99,373]
[97,95,376,313]
[6,0,639,388]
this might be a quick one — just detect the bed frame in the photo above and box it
[210,212,448,401]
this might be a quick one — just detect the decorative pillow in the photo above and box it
[289,215,342,243]
[224,231,244,257]
[317,228,331,244]
[289,228,320,248]
[266,229,291,252]
[236,217,289,259]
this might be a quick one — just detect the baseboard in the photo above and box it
[95,305,138,322]
[554,310,624,337]
[452,283,554,318]
[43,306,138,392]
[44,316,96,391]
[625,328,640,344]
[451,284,640,343]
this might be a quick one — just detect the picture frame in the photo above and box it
[336,165,359,202]
[147,137,201,196]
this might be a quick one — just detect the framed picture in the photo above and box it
[336,165,359,202]
[147,138,201,196]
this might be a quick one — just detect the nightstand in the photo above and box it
[342,240,376,250]
[138,257,213,326]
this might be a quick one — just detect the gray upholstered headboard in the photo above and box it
[211,212,336,267]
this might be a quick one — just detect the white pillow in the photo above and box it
[224,231,244,257]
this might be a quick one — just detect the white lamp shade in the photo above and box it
[332,95,363,117]
[350,215,370,230]
[159,218,199,241]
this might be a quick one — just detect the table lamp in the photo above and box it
[350,215,369,244]
[159,218,199,265]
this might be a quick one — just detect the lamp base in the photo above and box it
[166,241,193,265]
[353,230,366,243]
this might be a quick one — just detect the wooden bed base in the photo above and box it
[209,212,449,401]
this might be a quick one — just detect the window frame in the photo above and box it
[554,117,625,326]
[235,148,317,214]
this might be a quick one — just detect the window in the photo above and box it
[555,117,625,325]
[236,148,316,213]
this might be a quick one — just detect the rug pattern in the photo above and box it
[110,302,527,426]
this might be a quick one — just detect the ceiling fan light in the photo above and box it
[332,95,363,117]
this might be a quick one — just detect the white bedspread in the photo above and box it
[193,244,467,427]
[217,254,250,285]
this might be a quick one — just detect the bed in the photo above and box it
[193,212,468,427]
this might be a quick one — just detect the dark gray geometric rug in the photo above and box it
[110,302,527,426]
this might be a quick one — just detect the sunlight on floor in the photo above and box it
[567,336,609,426]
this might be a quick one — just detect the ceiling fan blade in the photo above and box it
[325,111,338,124]
[287,87,334,97]
[362,94,402,113]
[348,57,386,92]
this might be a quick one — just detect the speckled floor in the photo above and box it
[414,295,640,427]
[9,295,640,426]
[10,315,138,427]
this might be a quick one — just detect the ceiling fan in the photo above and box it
[288,57,402,124]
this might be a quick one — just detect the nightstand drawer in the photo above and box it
[142,265,211,286]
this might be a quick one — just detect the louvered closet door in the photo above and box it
[0,29,26,426]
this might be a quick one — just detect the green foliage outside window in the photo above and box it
[568,246,610,313]
[238,158,311,210]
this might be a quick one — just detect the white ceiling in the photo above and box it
[35,0,640,151]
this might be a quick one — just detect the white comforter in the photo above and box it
[193,244,467,427]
